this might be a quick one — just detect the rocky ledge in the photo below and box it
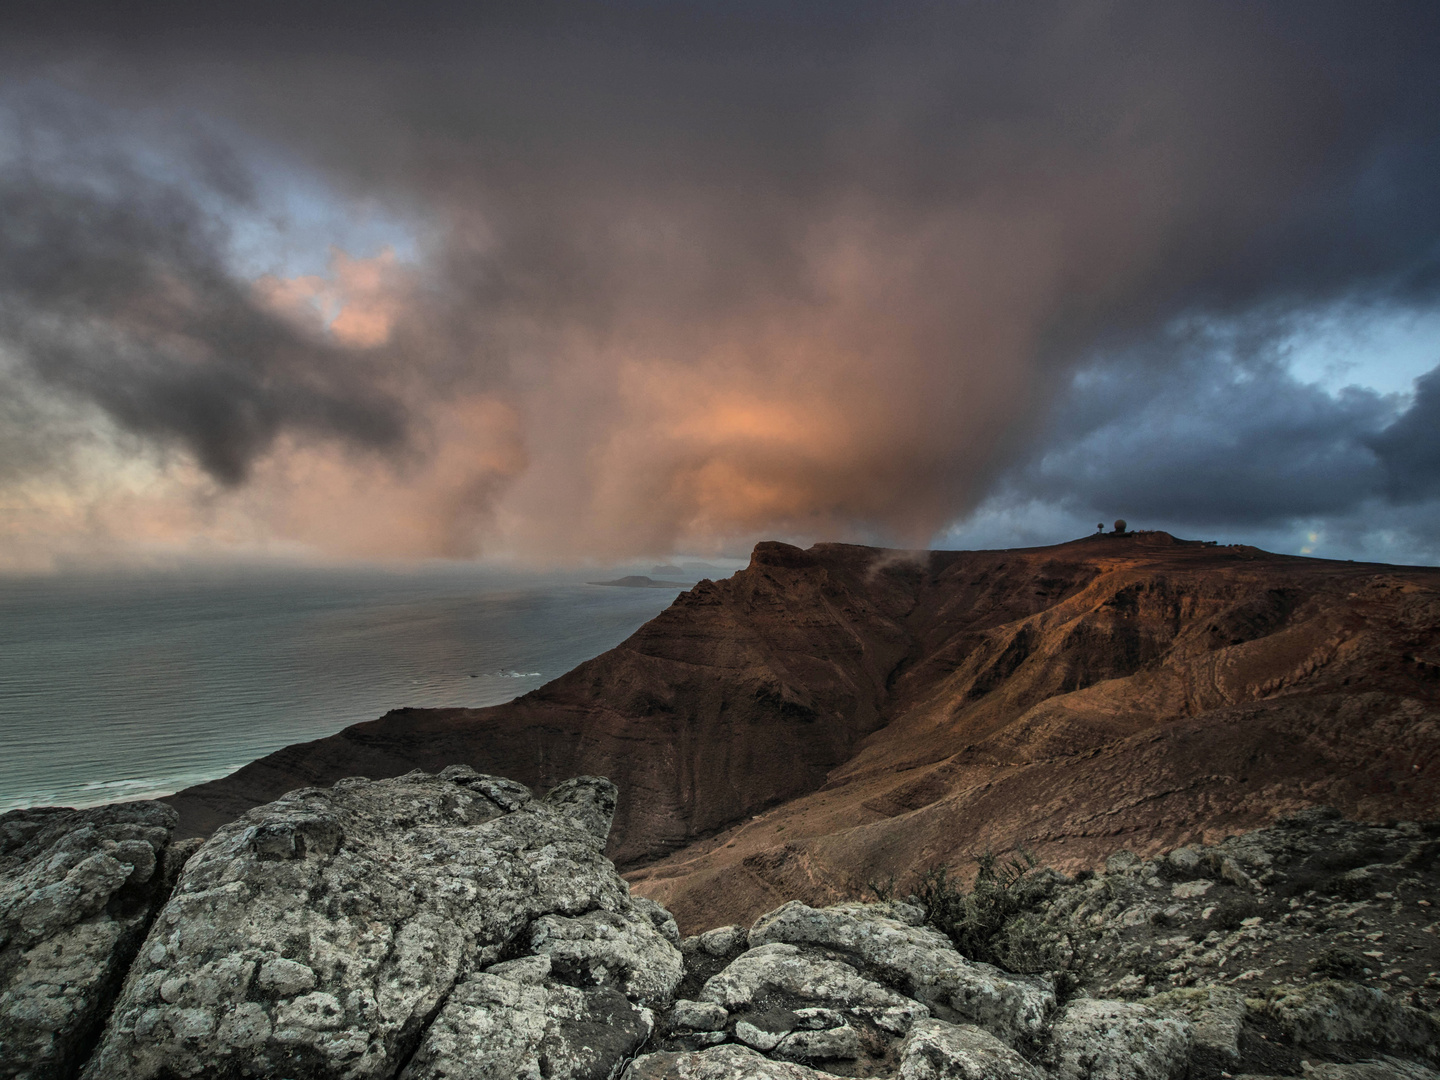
[2,770,1437,1080]
[0,800,195,1080]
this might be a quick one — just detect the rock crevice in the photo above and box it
[0,800,189,1080]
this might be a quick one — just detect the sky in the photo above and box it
[1,1,1439,571]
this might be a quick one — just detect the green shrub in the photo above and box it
[1310,946,1367,980]
[914,849,1052,968]
[863,873,898,902]
[994,912,1062,974]
[1210,895,1261,931]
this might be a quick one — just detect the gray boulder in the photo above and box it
[697,925,747,956]
[735,1018,786,1051]
[1047,999,1192,1080]
[630,897,682,946]
[770,1022,861,1063]
[1248,981,1440,1062]
[670,999,728,1032]
[624,1044,847,1079]
[0,801,180,1080]
[749,900,1054,1044]
[529,907,683,1003]
[898,1018,1047,1080]
[699,941,918,1014]
[398,968,654,1080]
[542,776,618,845]
[1165,848,1203,877]
[81,769,680,1080]
[1148,986,1245,1064]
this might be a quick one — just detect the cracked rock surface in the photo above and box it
[6,776,1439,1080]
[626,1044,849,1079]
[0,801,183,1080]
[1046,999,1192,1080]
[80,768,681,1080]
[1025,810,1440,1009]
[642,814,1439,1080]
[749,901,1055,1044]
[644,900,1053,1076]
[896,1019,1045,1080]
[400,968,654,1080]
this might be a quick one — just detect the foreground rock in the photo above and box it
[1046,999,1192,1080]
[0,801,185,1080]
[635,811,1440,1080]
[625,1044,846,1079]
[1011,810,1440,1019]
[896,1019,1045,1080]
[638,901,1057,1076]
[8,773,1439,1080]
[748,901,1055,1044]
[81,769,681,1080]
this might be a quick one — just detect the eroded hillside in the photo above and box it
[166,533,1440,931]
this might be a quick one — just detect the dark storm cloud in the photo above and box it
[1371,366,1440,503]
[1011,348,1386,527]
[0,93,407,484]
[0,1,1438,555]
[1001,315,1440,533]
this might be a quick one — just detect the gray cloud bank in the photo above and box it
[0,94,408,485]
[0,1,1438,562]
[970,319,1440,562]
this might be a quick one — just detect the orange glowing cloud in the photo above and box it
[0,393,527,569]
[241,395,527,559]
[254,248,408,348]
[1,202,1062,567]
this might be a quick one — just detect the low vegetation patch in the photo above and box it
[869,847,1065,973]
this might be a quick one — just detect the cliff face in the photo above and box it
[166,533,1440,930]
[168,539,920,859]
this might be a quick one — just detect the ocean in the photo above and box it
[0,566,688,813]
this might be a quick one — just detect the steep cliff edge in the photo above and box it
[166,533,1440,930]
[167,539,920,861]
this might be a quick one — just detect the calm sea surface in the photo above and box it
[0,567,684,812]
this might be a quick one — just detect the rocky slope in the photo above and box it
[0,801,193,1080]
[166,533,1440,933]
[3,771,1438,1080]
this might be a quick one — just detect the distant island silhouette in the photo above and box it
[587,575,690,589]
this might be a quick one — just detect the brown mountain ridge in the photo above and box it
[166,532,1440,932]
